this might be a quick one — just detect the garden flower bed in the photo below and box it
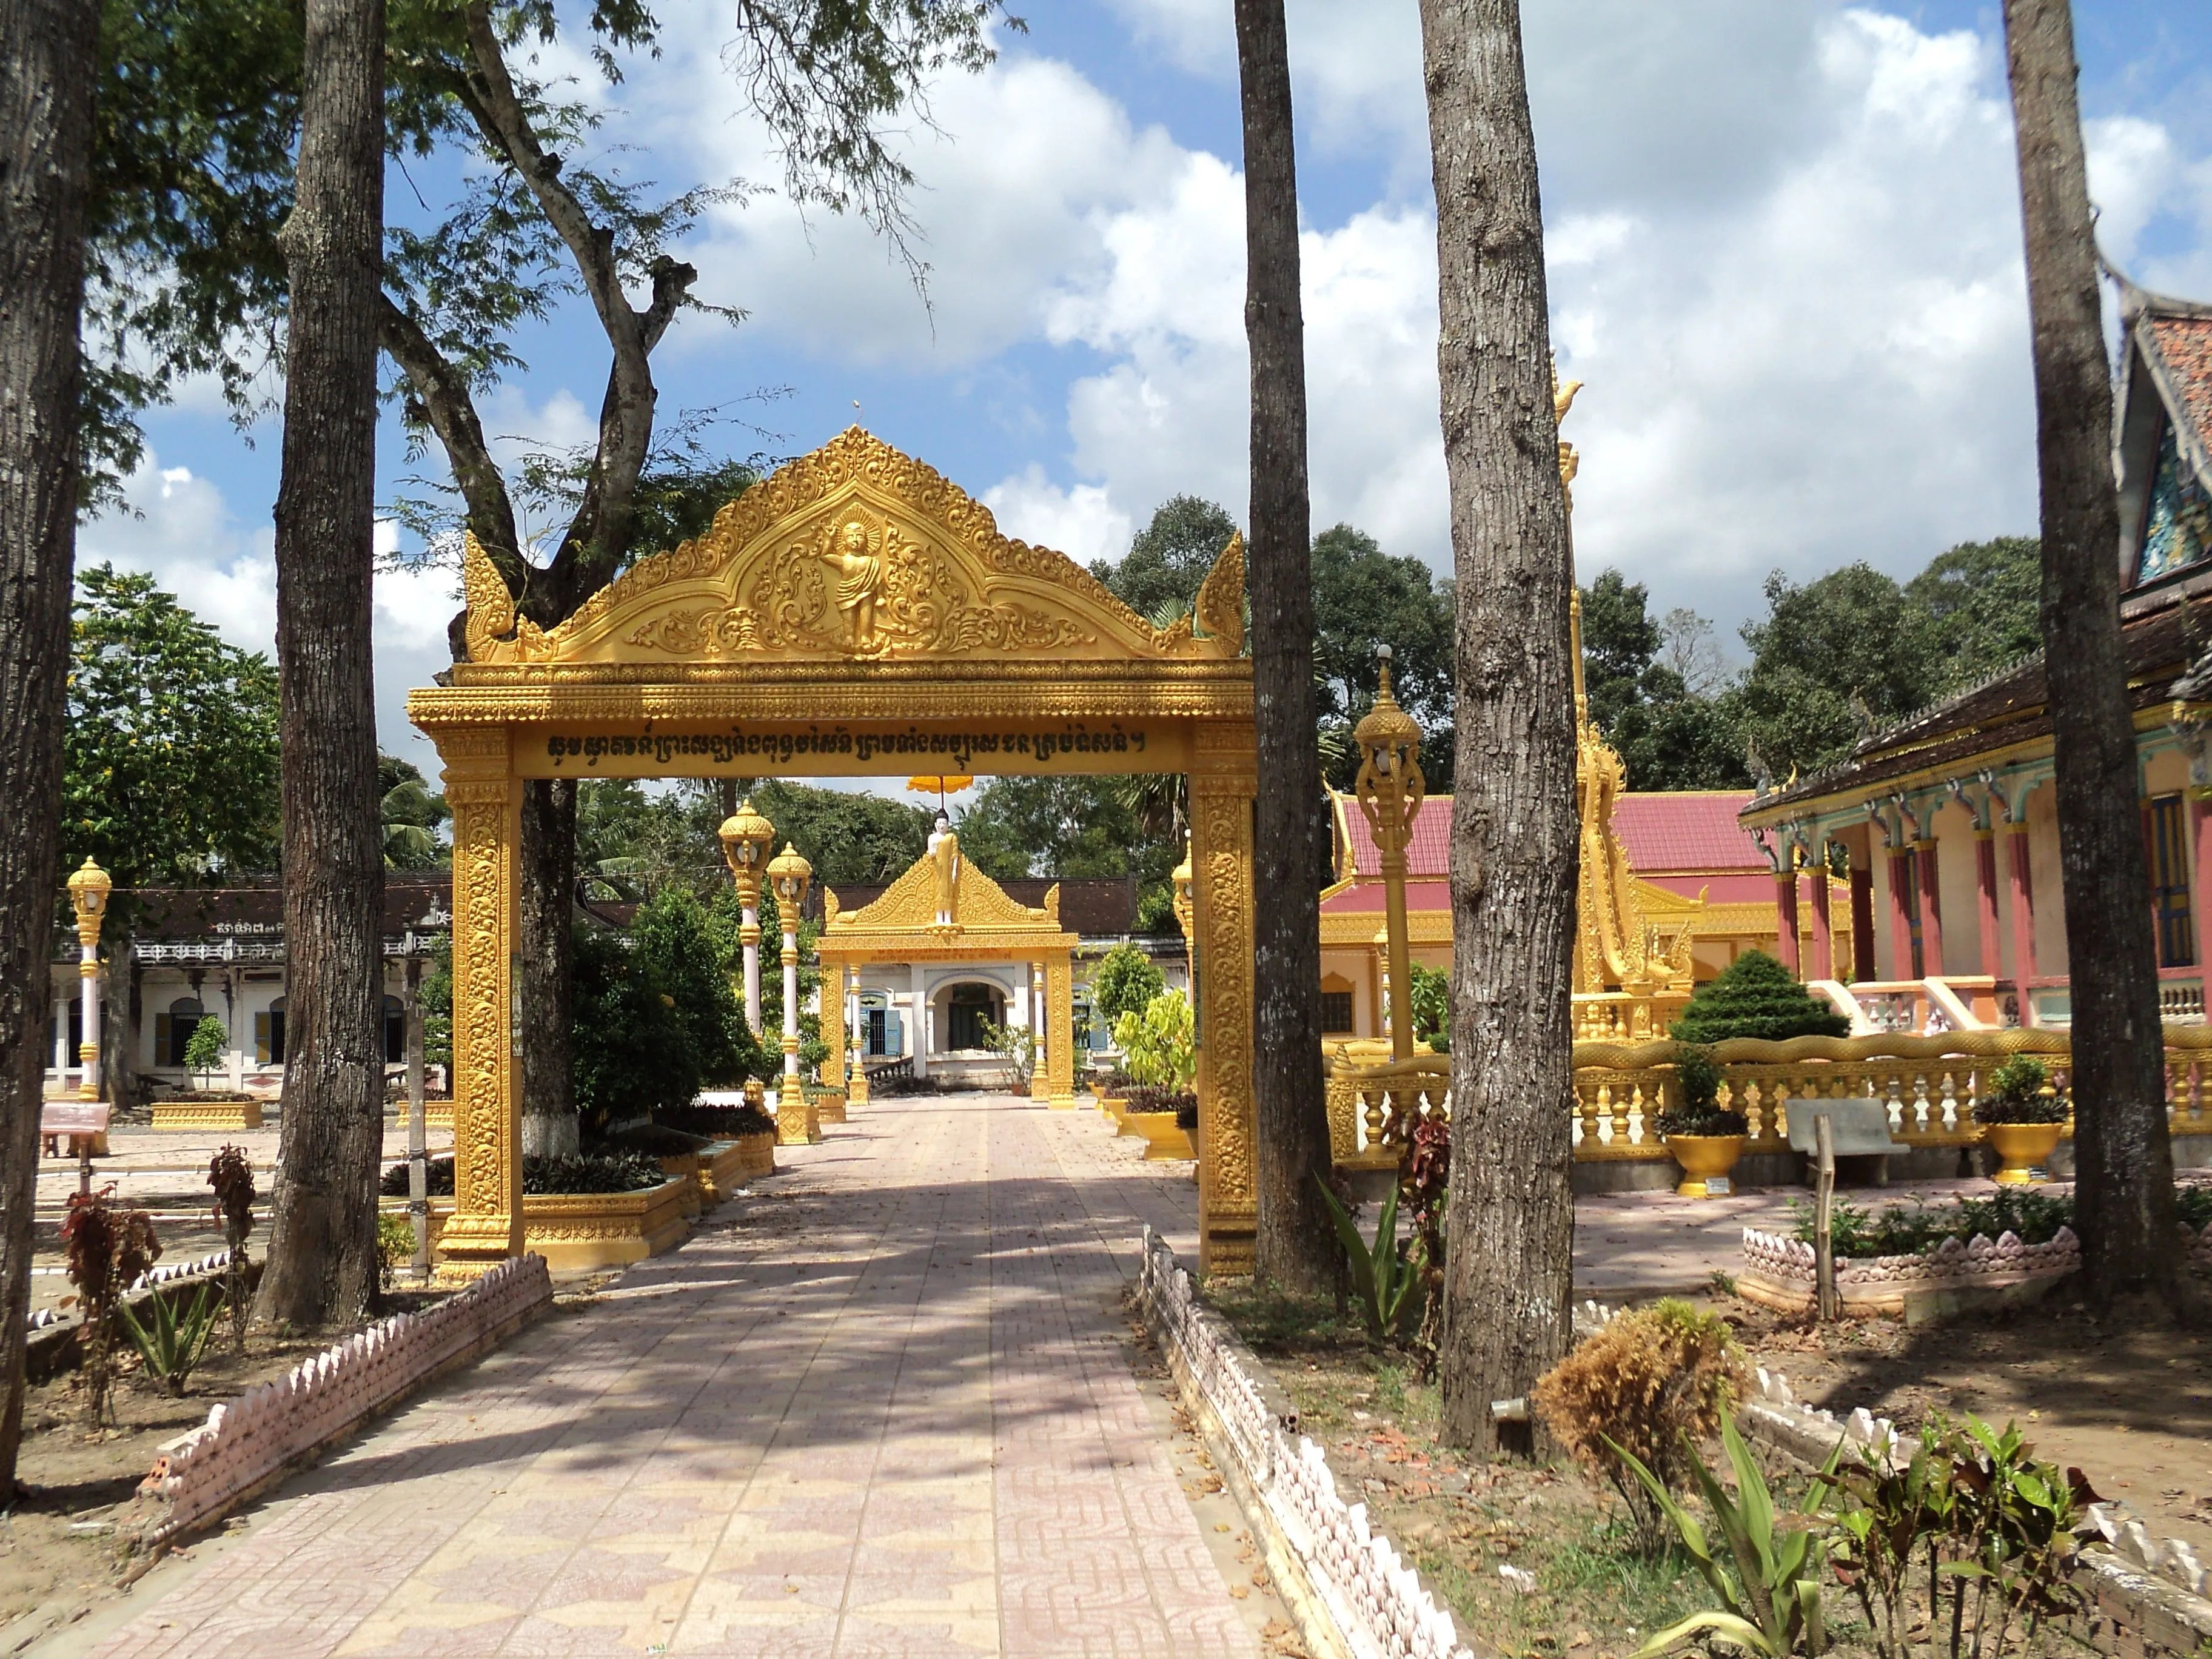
[1737,1187,2212,1317]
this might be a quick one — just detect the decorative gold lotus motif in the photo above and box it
[460,427,1243,668]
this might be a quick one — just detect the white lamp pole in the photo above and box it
[718,800,776,1034]
[767,842,818,1144]
[67,859,112,1101]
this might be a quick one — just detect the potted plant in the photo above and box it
[1113,993,1197,1158]
[1657,1045,1749,1198]
[1972,1055,2070,1185]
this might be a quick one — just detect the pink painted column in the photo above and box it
[2007,823,2038,982]
[1849,866,1875,984]
[2193,797,2212,978]
[1887,849,1916,980]
[1774,870,1801,973]
[1915,839,1944,976]
[1974,831,2002,977]
[1808,863,1834,980]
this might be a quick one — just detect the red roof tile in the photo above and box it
[1614,793,1766,874]
[2148,315,2212,450]
[1333,789,1768,882]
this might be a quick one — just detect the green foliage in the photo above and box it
[379,755,449,869]
[571,923,697,1130]
[1737,563,1936,781]
[1903,538,2044,689]
[420,933,452,1071]
[1789,1188,2077,1258]
[578,779,929,901]
[523,1151,666,1195]
[1408,964,1451,1051]
[1091,495,1240,617]
[747,779,932,885]
[1655,1044,1748,1137]
[1535,1300,1749,1555]
[978,1017,1035,1091]
[64,565,280,886]
[1113,992,1195,1093]
[1316,1178,1426,1342]
[1091,944,1165,1026]
[1612,1416,1831,1658]
[1819,1415,2086,1659]
[377,1213,417,1290]
[631,886,757,1087]
[1311,524,1456,792]
[1972,1054,2069,1124]
[182,1015,227,1082]
[1671,951,1849,1044]
[1578,571,1752,791]
[119,1280,223,1398]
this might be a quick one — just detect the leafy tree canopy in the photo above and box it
[1576,571,1751,792]
[378,754,451,870]
[1090,943,1164,1025]
[1311,523,1455,793]
[576,777,930,902]
[631,886,758,1088]
[64,565,281,888]
[1090,495,1239,620]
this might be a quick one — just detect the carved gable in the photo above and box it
[824,847,1063,939]
[462,427,1243,667]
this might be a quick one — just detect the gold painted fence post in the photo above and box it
[436,733,524,1272]
[1048,950,1076,1108]
[1190,724,1257,1275]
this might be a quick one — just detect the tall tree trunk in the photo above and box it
[1419,0,1580,1452]
[1235,0,1334,1294]
[2000,0,2178,1307]
[0,0,96,1492]
[519,777,578,1155]
[255,0,387,1329]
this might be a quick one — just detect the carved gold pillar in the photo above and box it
[436,731,523,1272]
[1047,950,1076,1108]
[1190,722,1257,1276]
[820,955,850,1123]
[848,957,872,1106]
[1030,960,1054,1104]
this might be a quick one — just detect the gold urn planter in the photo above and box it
[1666,1133,1746,1198]
[151,1094,264,1132]
[1100,1096,1128,1128]
[1122,1112,1192,1160]
[1984,1122,2065,1186]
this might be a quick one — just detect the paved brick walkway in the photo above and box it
[75,1098,1258,1659]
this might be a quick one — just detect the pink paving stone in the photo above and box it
[84,1095,1253,1658]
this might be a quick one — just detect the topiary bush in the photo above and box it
[1091,943,1165,1028]
[1654,1044,1748,1138]
[1971,1054,2070,1125]
[1669,949,1850,1044]
[1532,1298,1749,1556]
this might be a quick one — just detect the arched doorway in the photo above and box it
[411,428,1257,1275]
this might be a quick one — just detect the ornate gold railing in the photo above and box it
[1324,1026,2212,1170]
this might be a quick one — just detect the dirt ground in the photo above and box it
[1731,1287,2212,1556]
[1206,1281,2191,1659]
[0,1291,457,1651]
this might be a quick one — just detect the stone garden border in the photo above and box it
[1738,1224,2083,1317]
[1138,1226,1470,1659]
[127,1254,554,1551]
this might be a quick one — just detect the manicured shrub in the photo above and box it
[1669,950,1849,1043]
[1409,963,1450,1052]
[1533,1298,1748,1555]
[1654,1044,1749,1138]
[1971,1054,2070,1124]
[572,923,696,1131]
[1091,943,1164,1027]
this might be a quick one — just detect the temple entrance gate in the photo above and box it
[408,429,1258,1275]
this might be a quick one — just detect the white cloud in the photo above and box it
[79,453,454,774]
[981,468,1133,569]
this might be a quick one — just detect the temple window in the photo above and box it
[2148,793,2196,968]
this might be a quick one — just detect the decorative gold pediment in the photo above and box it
[460,427,1244,667]
[822,844,1068,941]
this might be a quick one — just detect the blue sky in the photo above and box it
[89,1,2212,776]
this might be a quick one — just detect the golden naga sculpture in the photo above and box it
[1557,372,1697,1010]
[457,426,1247,668]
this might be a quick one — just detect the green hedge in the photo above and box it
[1669,949,1849,1044]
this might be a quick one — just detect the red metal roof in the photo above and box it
[1335,790,1766,882]
[1335,795,1453,879]
[1614,792,1766,874]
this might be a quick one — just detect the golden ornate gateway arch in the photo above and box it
[408,428,1258,1274]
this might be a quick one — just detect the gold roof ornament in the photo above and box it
[457,427,1247,669]
[1352,648,1423,767]
[717,799,776,876]
[766,842,813,908]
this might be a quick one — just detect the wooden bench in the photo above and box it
[39,1101,110,1159]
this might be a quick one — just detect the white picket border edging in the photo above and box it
[135,1255,554,1546]
[1138,1227,1471,1659]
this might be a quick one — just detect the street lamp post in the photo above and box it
[718,799,777,1034]
[66,858,112,1102]
[767,842,819,1145]
[1353,648,1427,1062]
